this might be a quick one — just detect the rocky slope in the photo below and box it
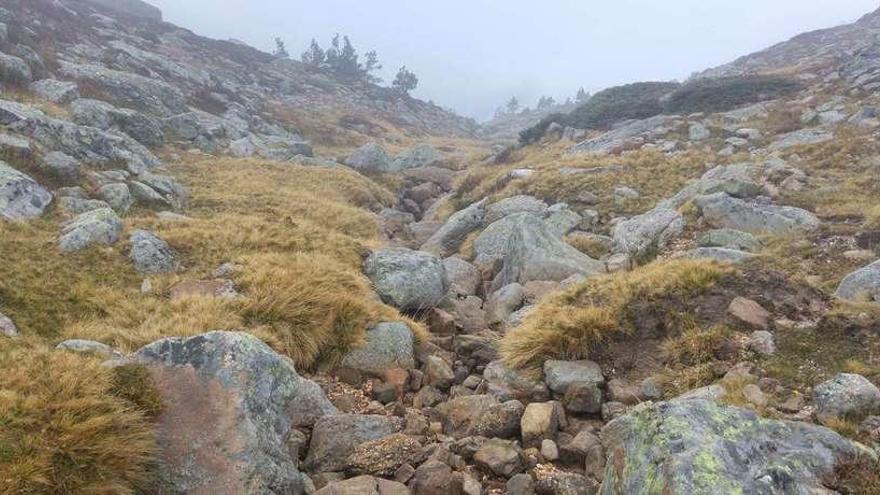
[3,2,880,495]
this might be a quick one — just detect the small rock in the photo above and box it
[507,473,536,495]
[728,297,771,330]
[813,373,880,425]
[521,402,563,449]
[0,312,18,338]
[129,229,177,274]
[474,438,524,478]
[540,439,559,461]
[747,330,776,356]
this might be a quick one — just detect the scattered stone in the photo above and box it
[305,414,402,472]
[544,360,604,395]
[364,248,448,312]
[58,208,122,252]
[443,257,481,297]
[484,360,550,402]
[486,195,549,224]
[747,330,776,356]
[55,339,121,357]
[695,193,820,234]
[0,161,52,221]
[40,151,81,181]
[346,142,392,172]
[0,312,18,338]
[698,228,762,252]
[474,438,524,477]
[341,322,416,376]
[347,433,427,476]
[521,402,563,449]
[728,297,771,329]
[410,459,463,494]
[812,373,880,425]
[422,199,487,257]
[541,439,559,461]
[507,473,536,495]
[835,260,880,303]
[611,207,685,260]
[168,278,239,300]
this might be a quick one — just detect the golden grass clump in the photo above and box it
[236,251,425,369]
[500,259,734,371]
[0,342,156,494]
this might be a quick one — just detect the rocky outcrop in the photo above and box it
[134,331,336,494]
[0,161,52,221]
[600,399,863,494]
[82,0,163,21]
[491,214,605,289]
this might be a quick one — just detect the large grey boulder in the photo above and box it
[340,322,416,375]
[611,207,685,260]
[393,144,442,170]
[491,214,605,289]
[134,331,335,494]
[364,248,448,312]
[40,152,81,182]
[599,399,863,494]
[421,199,487,257]
[0,161,52,221]
[70,98,115,129]
[0,51,32,84]
[346,143,393,172]
[812,373,880,424]
[29,79,79,104]
[695,193,820,234]
[304,414,402,472]
[129,229,178,274]
[134,172,188,209]
[486,195,549,224]
[835,260,880,302]
[58,208,123,252]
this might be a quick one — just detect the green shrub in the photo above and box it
[566,81,681,130]
[519,112,566,144]
[663,75,801,114]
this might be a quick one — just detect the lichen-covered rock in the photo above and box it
[29,79,79,104]
[698,228,762,252]
[812,373,880,425]
[0,312,18,338]
[134,331,337,494]
[56,339,121,357]
[599,398,863,494]
[0,51,32,84]
[340,322,416,376]
[40,151,81,182]
[346,433,427,476]
[486,195,549,224]
[835,259,880,302]
[129,229,178,274]
[474,438,524,478]
[346,142,393,172]
[488,214,605,290]
[543,360,604,395]
[393,144,442,170]
[694,193,820,234]
[443,257,481,297]
[421,199,487,257]
[304,414,402,472]
[484,359,550,402]
[611,207,685,260]
[98,183,134,214]
[364,248,448,312]
[0,160,52,220]
[678,247,756,264]
[58,208,122,252]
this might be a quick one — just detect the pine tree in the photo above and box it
[392,66,419,95]
[506,96,520,114]
[576,87,590,103]
[273,38,289,59]
[301,39,325,68]
[363,50,382,82]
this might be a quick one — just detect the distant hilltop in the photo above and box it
[81,0,162,21]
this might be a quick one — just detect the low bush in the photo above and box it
[664,75,801,115]
[500,259,733,371]
[0,343,157,493]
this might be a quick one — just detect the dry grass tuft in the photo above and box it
[500,259,733,371]
[0,342,156,494]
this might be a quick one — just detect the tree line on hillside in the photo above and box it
[273,36,419,95]
[518,75,802,144]
[495,88,590,118]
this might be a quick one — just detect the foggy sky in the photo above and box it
[150,0,878,120]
